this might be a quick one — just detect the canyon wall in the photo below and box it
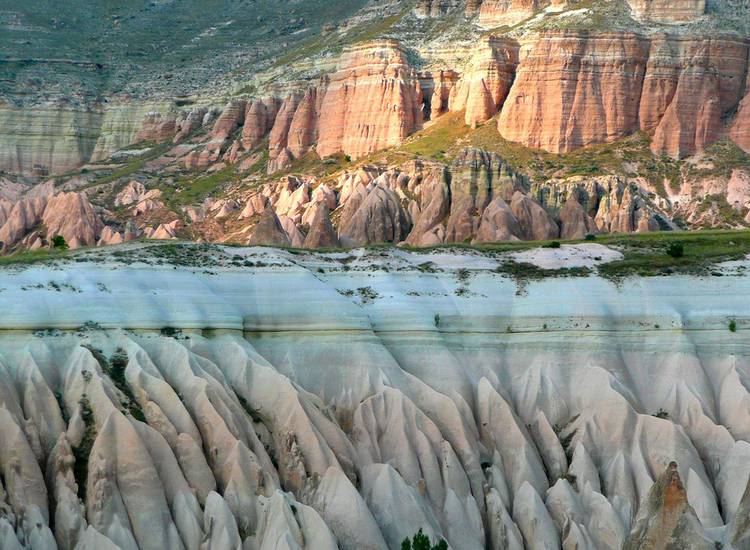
[0,101,176,176]
[0,246,748,549]
[498,31,749,157]
[2,31,747,178]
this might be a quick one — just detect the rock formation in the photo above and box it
[626,0,705,23]
[316,41,424,160]
[247,208,291,246]
[303,205,340,248]
[623,462,714,550]
[448,37,518,127]
[498,31,651,154]
[0,244,747,549]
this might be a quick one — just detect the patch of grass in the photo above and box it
[495,261,591,280]
[356,286,379,303]
[688,140,750,180]
[85,140,174,188]
[596,229,750,279]
[0,248,67,266]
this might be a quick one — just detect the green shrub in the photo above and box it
[546,241,561,249]
[51,235,68,249]
[729,319,737,332]
[584,233,596,241]
[666,242,684,258]
[401,529,448,550]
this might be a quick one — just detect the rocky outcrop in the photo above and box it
[475,197,524,241]
[174,107,209,143]
[498,31,749,158]
[248,207,291,246]
[510,190,559,240]
[730,74,750,154]
[134,113,176,143]
[499,31,650,154]
[316,41,424,160]
[0,190,103,250]
[404,163,453,246]
[268,92,303,173]
[205,100,247,162]
[623,462,714,550]
[646,37,749,158]
[448,37,518,127]
[559,196,598,239]
[444,148,527,242]
[420,70,460,121]
[338,183,411,247]
[476,0,545,27]
[242,99,279,150]
[42,192,103,248]
[303,205,339,249]
[415,0,462,17]
[626,0,705,23]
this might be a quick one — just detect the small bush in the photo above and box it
[546,241,561,249]
[401,529,448,550]
[729,319,737,332]
[584,233,597,241]
[666,242,684,258]
[51,235,68,249]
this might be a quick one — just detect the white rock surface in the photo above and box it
[0,242,746,549]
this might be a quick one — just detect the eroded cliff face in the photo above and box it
[626,0,706,23]
[3,27,747,179]
[498,31,749,158]
[498,31,650,154]
[0,244,749,549]
[448,37,519,127]
[0,101,177,177]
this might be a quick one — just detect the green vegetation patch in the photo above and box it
[595,229,750,279]
[401,529,448,550]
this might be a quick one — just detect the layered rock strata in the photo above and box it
[0,245,749,549]
[499,31,749,158]
[3,29,748,178]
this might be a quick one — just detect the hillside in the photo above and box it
[0,0,748,253]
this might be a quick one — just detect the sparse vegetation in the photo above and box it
[666,242,684,258]
[729,319,737,332]
[72,394,96,499]
[401,529,448,550]
[356,286,379,303]
[51,235,69,250]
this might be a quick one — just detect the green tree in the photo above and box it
[401,529,448,550]
[51,235,68,249]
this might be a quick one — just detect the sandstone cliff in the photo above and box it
[497,31,749,159]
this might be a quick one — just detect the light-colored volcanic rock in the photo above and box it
[0,244,748,549]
